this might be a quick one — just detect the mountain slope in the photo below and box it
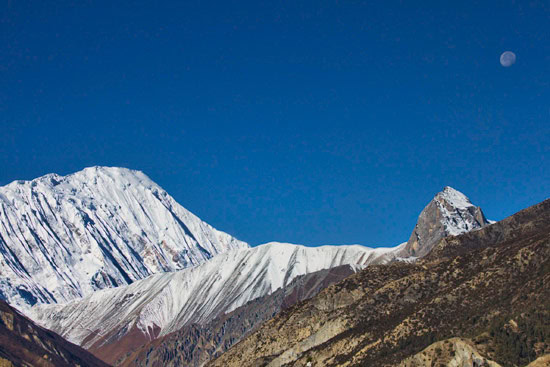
[0,299,110,367]
[0,166,247,310]
[30,242,399,363]
[209,199,549,367]
[117,265,358,367]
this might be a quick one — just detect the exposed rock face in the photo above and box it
[0,300,109,367]
[399,338,501,367]
[0,166,247,310]
[208,199,550,367]
[401,186,490,258]
[117,265,357,367]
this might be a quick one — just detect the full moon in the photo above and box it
[500,51,516,67]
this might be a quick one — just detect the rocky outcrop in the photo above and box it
[398,338,501,367]
[401,186,490,258]
[526,355,550,367]
[209,199,550,367]
[0,300,109,367]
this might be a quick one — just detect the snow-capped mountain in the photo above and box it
[27,184,489,359]
[400,186,490,258]
[0,167,247,310]
[29,242,401,353]
[1,167,490,367]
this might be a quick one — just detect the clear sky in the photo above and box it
[1,1,548,246]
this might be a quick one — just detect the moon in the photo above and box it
[500,51,516,67]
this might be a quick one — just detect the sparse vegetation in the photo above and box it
[486,301,550,367]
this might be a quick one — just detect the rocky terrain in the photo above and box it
[209,199,550,367]
[526,355,550,367]
[400,338,550,367]
[0,300,109,367]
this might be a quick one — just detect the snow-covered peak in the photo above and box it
[433,187,487,236]
[0,166,248,310]
[4,166,148,187]
[435,186,474,210]
[75,166,158,188]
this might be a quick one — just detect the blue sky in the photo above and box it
[1,0,548,246]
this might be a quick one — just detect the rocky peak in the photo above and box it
[401,186,490,258]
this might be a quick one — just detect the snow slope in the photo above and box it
[0,167,247,310]
[30,242,403,349]
[436,186,489,235]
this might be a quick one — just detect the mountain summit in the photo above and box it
[0,166,247,310]
[401,186,490,258]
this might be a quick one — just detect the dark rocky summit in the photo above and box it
[0,300,110,367]
[401,186,490,258]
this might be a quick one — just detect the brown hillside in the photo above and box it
[209,199,550,367]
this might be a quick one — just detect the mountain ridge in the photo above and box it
[113,265,358,366]
[29,241,400,356]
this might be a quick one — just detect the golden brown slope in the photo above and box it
[398,337,502,367]
[209,199,550,367]
[526,355,550,367]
